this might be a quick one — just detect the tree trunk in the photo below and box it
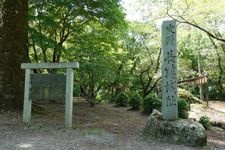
[0,0,28,110]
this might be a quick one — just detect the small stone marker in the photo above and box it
[21,62,79,128]
[161,20,178,120]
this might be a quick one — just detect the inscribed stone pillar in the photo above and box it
[161,20,178,120]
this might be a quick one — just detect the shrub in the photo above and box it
[178,98,189,119]
[178,88,202,104]
[115,92,129,107]
[143,94,161,115]
[199,115,211,130]
[129,93,142,110]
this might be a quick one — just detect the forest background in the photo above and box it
[0,0,225,109]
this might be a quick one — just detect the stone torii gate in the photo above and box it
[21,62,79,128]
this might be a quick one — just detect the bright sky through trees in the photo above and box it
[121,0,167,27]
[121,0,147,21]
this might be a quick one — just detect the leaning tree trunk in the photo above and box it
[0,0,28,110]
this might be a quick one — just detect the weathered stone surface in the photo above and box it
[144,109,207,146]
[161,20,178,120]
[21,63,79,128]
[21,62,79,69]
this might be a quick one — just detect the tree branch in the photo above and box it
[166,7,225,43]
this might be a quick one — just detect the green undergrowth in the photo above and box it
[178,88,203,104]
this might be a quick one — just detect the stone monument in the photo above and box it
[161,20,178,120]
[21,62,79,128]
[144,21,207,146]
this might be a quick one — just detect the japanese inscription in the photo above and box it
[161,20,178,120]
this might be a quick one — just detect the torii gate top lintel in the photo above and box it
[21,62,79,69]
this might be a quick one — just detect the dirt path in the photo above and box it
[0,100,225,150]
[189,103,225,124]
[189,101,225,149]
[209,101,225,113]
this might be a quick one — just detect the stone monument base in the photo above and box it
[143,109,207,146]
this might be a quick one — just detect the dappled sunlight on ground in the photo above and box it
[209,101,225,113]
[0,100,225,149]
[17,143,33,148]
[189,102,225,124]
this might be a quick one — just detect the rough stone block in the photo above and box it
[144,109,207,146]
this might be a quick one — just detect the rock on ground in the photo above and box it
[144,109,207,146]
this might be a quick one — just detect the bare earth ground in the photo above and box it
[0,100,225,150]
[189,101,225,149]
